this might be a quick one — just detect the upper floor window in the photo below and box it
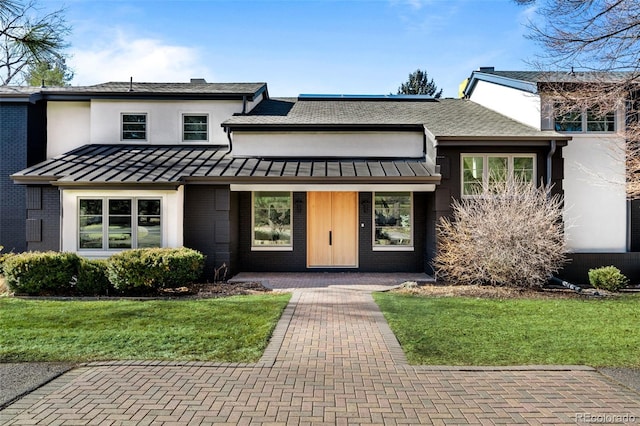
[183,114,208,141]
[122,114,147,140]
[554,108,615,133]
[79,198,161,250]
[461,154,535,196]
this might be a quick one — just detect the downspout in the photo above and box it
[242,96,247,115]
[226,127,233,154]
[546,140,557,186]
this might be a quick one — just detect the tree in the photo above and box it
[433,178,567,288]
[516,0,640,198]
[26,59,73,86]
[397,69,443,97]
[1,0,70,85]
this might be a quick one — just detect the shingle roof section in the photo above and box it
[474,70,635,84]
[224,98,565,139]
[12,144,437,185]
[0,82,267,98]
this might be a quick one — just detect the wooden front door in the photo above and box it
[307,192,358,267]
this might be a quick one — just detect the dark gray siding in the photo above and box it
[183,185,235,280]
[238,192,307,271]
[558,252,640,285]
[237,191,429,272]
[0,103,28,252]
[26,186,60,251]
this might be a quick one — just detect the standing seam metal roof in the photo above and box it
[11,145,437,185]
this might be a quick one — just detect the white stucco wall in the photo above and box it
[47,102,91,158]
[89,99,245,145]
[563,134,627,251]
[232,131,424,158]
[61,187,184,257]
[468,80,541,129]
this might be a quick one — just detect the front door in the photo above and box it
[307,192,358,267]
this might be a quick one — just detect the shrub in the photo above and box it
[433,179,568,288]
[107,247,205,293]
[76,258,113,296]
[3,251,81,295]
[0,245,14,275]
[588,266,629,292]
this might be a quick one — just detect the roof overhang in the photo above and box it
[464,71,538,97]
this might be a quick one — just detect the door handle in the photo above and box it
[329,230,332,246]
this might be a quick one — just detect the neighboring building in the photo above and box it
[463,67,639,281]
[3,71,632,282]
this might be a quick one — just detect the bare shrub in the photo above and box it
[433,179,568,288]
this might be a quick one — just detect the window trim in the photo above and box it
[251,191,294,251]
[372,192,414,251]
[554,108,616,133]
[121,113,148,141]
[78,197,162,251]
[460,154,537,198]
[182,113,209,142]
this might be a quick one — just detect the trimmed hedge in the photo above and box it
[76,258,113,296]
[107,247,205,293]
[588,266,629,292]
[3,251,81,295]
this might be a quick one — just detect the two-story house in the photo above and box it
[463,68,639,281]
[4,79,571,279]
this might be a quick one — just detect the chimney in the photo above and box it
[478,67,495,72]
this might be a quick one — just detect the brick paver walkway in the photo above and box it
[2,273,639,425]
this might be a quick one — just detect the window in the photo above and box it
[122,114,147,140]
[555,108,615,133]
[252,192,292,249]
[461,154,535,196]
[79,198,161,250]
[183,114,208,141]
[374,192,412,249]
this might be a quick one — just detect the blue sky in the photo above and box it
[44,0,540,97]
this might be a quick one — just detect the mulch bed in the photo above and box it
[389,282,617,299]
[159,281,273,298]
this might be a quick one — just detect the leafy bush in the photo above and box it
[76,258,112,296]
[588,266,629,292]
[107,247,205,293]
[433,179,567,288]
[3,251,81,295]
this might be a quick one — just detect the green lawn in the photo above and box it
[373,292,640,366]
[0,294,291,363]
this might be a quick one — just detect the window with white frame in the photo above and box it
[122,114,147,140]
[373,192,412,249]
[183,114,208,141]
[252,192,292,249]
[79,198,161,250]
[461,154,535,196]
[554,107,615,132]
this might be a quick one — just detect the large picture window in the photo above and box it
[122,114,147,140]
[79,198,161,250]
[252,192,292,249]
[461,154,535,196]
[555,108,615,132]
[373,192,412,249]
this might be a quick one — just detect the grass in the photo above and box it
[373,292,640,367]
[0,294,291,363]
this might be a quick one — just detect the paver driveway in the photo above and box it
[1,273,639,425]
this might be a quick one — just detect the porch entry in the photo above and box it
[307,192,358,267]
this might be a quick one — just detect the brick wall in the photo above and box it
[0,103,28,252]
[26,186,60,251]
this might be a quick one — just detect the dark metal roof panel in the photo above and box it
[12,144,437,185]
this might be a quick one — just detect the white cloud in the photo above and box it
[68,29,214,85]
